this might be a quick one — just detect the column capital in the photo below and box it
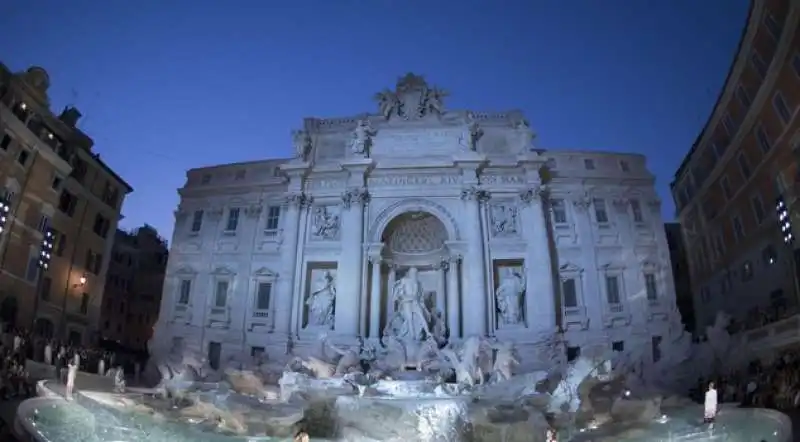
[448,254,463,264]
[284,192,312,208]
[518,185,547,206]
[341,187,370,210]
[460,185,491,203]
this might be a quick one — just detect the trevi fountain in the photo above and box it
[13,74,792,440]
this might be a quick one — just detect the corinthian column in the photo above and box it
[334,186,370,336]
[273,192,308,336]
[368,254,383,338]
[518,186,556,329]
[460,186,490,336]
[446,255,461,338]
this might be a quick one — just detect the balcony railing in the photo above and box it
[562,305,589,330]
[247,308,273,333]
[207,305,231,329]
[739,314,800,348]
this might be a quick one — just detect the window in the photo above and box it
[732,215,745,241]
[25,256,39,282]
[551,199,567,224]
[762,245,777,266]
[225,208,240,232]
[605,275,621,304]
[644,273,658,300]
[751,195,765,224]
[773,93,792,124]
[37,214,49,233]
[101,182,119,208]
[593,198,609,223]
[619,160,630,172]
[765,13,783,40]
[85,250,102,275]
[255,282,272,310]
[720,177,732,199]
[80,293,89,314]
[755,125,772,154]
[630,199,644,223]
[51,174,63,191]
[561,278,578,308]
[214,280,229,307]
[235,170,246,180]
[583,159,595,170]
[251,346,265,359]
[738,153,751,178]
[40,277,51,301]
[92,214,110,238]
[190,210,203,232]
[736,85,752,108]
[652,336,662,363]
[58,191,77,217]
[0,133,11,150]
[200,174,212,185]
[722,113,737,135]
[751,51,768,78]
[612,341,624,352]
[742,261,754,281]
[16,149,30,167]
[793,52,800,78]
[566,346,580,362]
[207,341,221,370]
[178,280,191,304]
[265,206,281,233]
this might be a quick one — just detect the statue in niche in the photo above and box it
[312,206,340,239]
[496,267,526,326]
[459,114,483,151]
[512,119,536,152]
[349,119,375,158]
[385,267,432,342]
[306,270,336,328]
[291,129,312,161]
[490,204,519,236]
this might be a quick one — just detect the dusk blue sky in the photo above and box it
[2,0,748,241]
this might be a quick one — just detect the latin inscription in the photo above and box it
[368,175,460,187]
[481,175,524,185]
[373,129,460,156]
[310,179,343,190]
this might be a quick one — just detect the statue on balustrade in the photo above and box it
[306,271,336,328]
[496,267,526,326]
[385,267,432,342]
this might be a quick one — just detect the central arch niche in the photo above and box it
[382,211,448,263]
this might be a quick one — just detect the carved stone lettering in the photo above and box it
[310,179,342,190]
[372,130,460,156]
[368,175,460,187]
[481,175,524,185]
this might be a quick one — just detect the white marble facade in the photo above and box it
[153,73,681,370]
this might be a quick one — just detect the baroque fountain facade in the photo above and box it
[12,74,794,441]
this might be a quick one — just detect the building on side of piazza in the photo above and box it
[0,64,132,345]
[153,73,680,370]
[670,0,800,336]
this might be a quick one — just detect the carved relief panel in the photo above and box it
[489,201,520,238]
[309,205,341,241]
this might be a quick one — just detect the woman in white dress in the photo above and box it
[704,381,718,424]
[65,361,77,400]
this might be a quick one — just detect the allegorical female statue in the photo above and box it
[306,271,336,328]
[496,267,526,326]
[388,267,432,342]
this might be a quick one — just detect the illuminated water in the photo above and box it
[15,381,793,442]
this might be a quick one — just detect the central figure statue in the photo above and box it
[388,267,432,342]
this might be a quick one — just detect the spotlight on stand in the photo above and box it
[0,197,10,233]
[777,195,794,244]
[37,228,54,270]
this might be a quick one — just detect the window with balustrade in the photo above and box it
[214,280,229,308]
[178,280,191,304]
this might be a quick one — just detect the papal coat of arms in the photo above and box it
[374,73,448,121]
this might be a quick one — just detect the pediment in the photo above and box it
[640,257,660,269]
[211,266,236,276]
[253,266,279,278]
[600,262,625,271]
[174,266,197,276]
[558,262,583,273]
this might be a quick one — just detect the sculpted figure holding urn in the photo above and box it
[496,267,526,326]
[306,270,336,328]
[350,119,375,157]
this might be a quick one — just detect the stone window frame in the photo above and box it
[641,260,661,302]
[600,263,626,311]
[549,198,569,226]
[264,205,282,236]
[173,267,197,307]
[224,207,241,234]
[592,198,610,226]
[251,267,278,312]
[210,266,235,310]
[558,262,584,312]
[189,210,204,234]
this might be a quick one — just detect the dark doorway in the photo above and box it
[34,318,54,338]
[0,296,18,329]
[68,331,82,346]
